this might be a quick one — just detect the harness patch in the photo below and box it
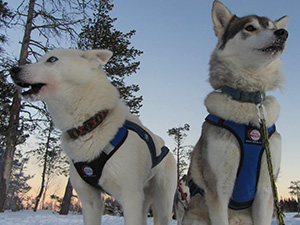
[205,114,276,210]
[245,126,262,145]
[73,120,169,190]
[82,166,94,177]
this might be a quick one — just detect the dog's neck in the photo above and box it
[44,79,120,132]
[221,85,266,104]
[209,52,285,93]
[67,110,109,139]
[58,100,129,162]
[204,92,280,127]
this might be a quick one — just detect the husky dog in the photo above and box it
[10,49,177,225]
[183,1,288,225]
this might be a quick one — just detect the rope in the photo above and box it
[257,104,285,225]
[177,180,189,206]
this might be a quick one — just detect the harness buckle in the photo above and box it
[256,103,267,124]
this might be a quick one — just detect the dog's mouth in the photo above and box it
[260,45,283,53]
[258,39,285,54]
[16,82,46,96]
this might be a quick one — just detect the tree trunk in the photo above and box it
[177,145,180,180]
[33,147,48,212]
[176,130,180,180]
[0,92,21,212]
[59,178,73,215]
[41,174,50,210]
[33,122,53,212]
[0,0,36,213]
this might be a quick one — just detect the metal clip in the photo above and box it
[256,103,267,124]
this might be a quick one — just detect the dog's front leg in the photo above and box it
[252,134,282,225]
[198,134,238,225]
[205,190,229,225]
[251,188,273,225]
[251,160,276,225]
[70,163,104,225]
[119,190,145,225]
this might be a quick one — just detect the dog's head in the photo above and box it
[10,49,113,101]
[209,1,288,91]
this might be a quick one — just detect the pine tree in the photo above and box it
[289,180,300,215]
[31,121,64,212]
[167,124,193,180]
[0,59,16,173]
[0,0,85,212]
[25,103,68,211]
[0,0,13,53]
[78,0,143,114]
[0,0,17,212]
[5,151,33,211]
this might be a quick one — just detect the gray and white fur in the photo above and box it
[183,1,288,225]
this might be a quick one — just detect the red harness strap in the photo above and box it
[177,180,189,205]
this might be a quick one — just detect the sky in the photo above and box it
[6,0,300,200]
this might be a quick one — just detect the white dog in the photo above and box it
[183,1,288,225]
[11,49,177,225]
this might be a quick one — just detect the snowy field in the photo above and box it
[0,210,300,225]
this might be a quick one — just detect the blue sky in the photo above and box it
[109,0,300,199]
[6,0,300,199]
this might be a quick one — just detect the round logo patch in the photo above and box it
[82,166,94,176]
[248,129,261,141]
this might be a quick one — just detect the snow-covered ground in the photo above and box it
[0,210,299,225]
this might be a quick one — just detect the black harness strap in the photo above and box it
[73,126,128,190]
[124,120,170,168]
[73,120,170,190]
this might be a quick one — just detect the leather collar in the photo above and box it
[221,85,265,104]
[67,110,108,139]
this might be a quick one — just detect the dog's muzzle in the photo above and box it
[10,66,46,96]
[260,28,288,53]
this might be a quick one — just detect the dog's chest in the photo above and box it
[206,114,276,209]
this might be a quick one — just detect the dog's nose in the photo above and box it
[274,29,288,41]
[10,66,22,83]
[10,66,21,75]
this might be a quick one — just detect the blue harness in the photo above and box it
[189,114,276,210]
[73,120,170,190]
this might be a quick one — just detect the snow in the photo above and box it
[0,210,300,225]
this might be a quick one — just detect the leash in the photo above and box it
[177,180,189,206]
[257,103,285,225]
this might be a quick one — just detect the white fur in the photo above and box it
[205,93,280,127]
[13,49,177,225]
[183,1,287,225]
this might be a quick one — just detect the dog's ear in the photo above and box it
[212,1,233,38]
[83,50,113,66]
[275,16,289,29]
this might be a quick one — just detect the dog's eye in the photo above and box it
[46,56,58,63]
[245,25,256,32]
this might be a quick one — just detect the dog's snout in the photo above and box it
[10,66,21,75]
[10,66,23,84]
[274,29,288,41]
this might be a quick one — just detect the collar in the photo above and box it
[67,110,108,139]
[221,85,265,104]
